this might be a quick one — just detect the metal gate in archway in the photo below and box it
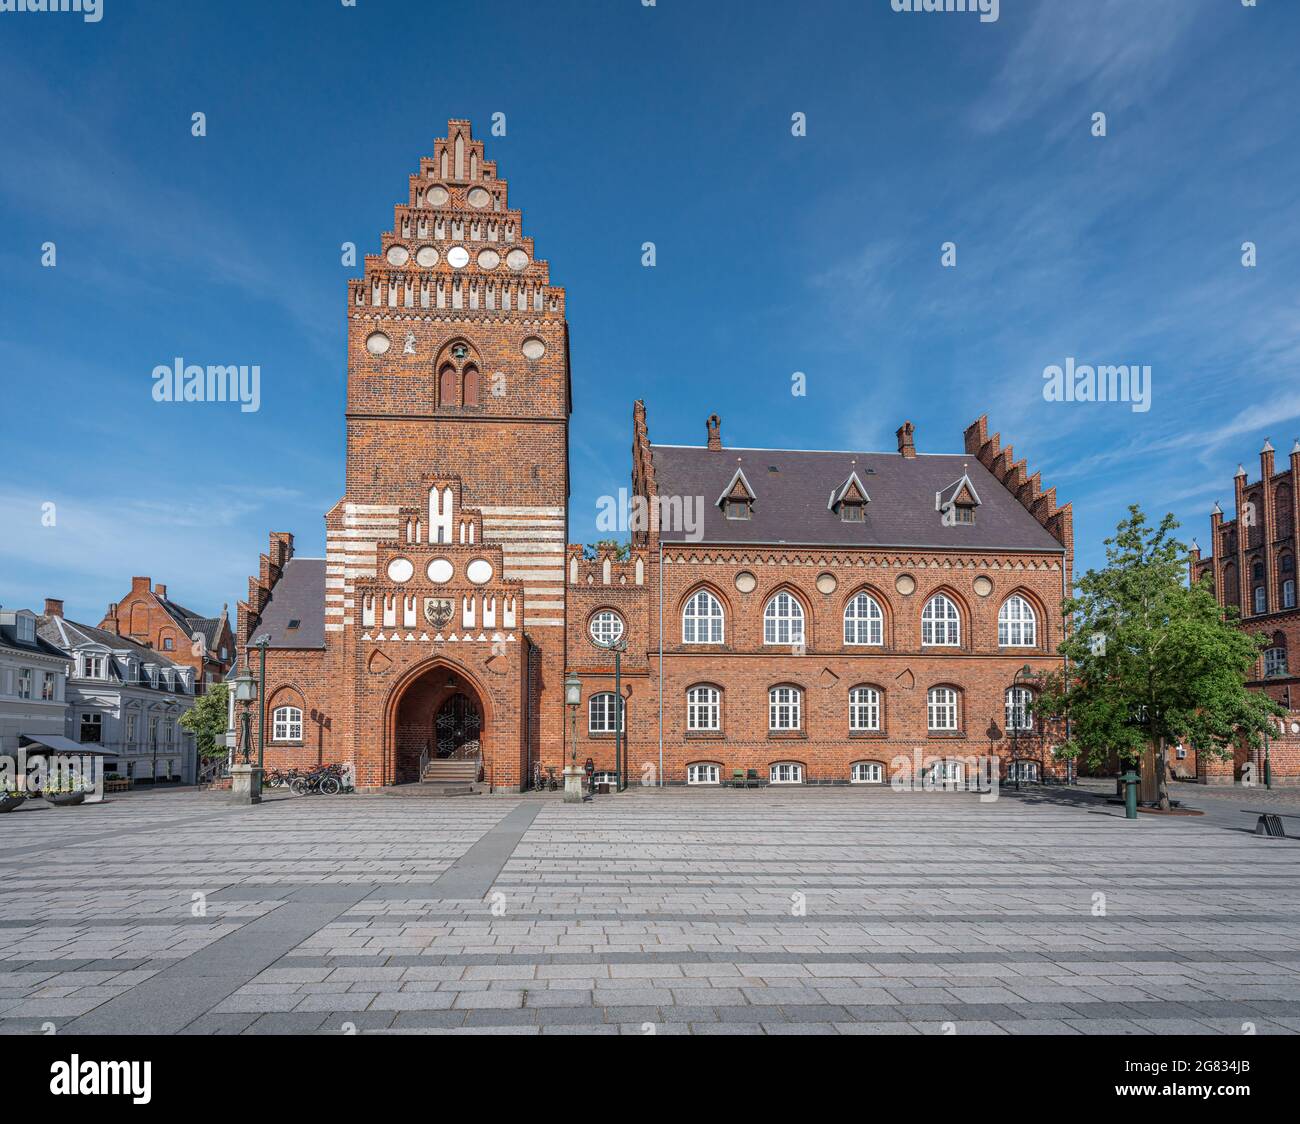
[434,693,481,760]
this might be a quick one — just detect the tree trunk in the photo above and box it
[1156,736,1171,811]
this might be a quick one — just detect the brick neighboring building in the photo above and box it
[99,578,233,692]
[1191,440,1300,785]
[237,120,1074,792]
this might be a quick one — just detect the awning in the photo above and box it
[19,734,108,756]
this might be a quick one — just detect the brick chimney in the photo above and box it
[155,582,167,600]
[896,421,917,459]
[131,576,150,594]
[103,603,119,635]
[706,414,722,451]
[44,598,63,618]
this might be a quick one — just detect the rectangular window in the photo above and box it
[588,694,623,734]
[769,762,803,784]
[40,672,55,701]
[687,764,719,785]
[686,688,720,731]
[769,687,801,731]
[928,688,958,731]
[851,762,884,784]
[82,655,103,679]
[1264,648,1288,678]
[80,713,102,744]
[849,688,880,732]
[16,669,33,699]
[126,714,137,746]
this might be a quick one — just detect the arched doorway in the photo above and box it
[389,661,487,784]
[434,693,481,759]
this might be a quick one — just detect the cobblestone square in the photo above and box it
[1,785,1298,1035]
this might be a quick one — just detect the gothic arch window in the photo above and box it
[763,590,806,646]
[998,595,1038,647]
[843,591,884,646]
[922,593,961,646]
[436,340,481,409]
[682,588,724,644]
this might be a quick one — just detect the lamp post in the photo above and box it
[229,650,264,805]
[563,672,583,803]
[1010,664,1034,791]
[251,634,270,771]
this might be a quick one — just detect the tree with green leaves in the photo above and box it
[584,539,630,561]
[179,682,231,761]
[1036,505,1282,810]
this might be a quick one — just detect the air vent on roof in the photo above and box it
[767,466,779,473]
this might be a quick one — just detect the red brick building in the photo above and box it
[1191,440,1300,784]
[237,121,1075,791]
[99,577,233,692]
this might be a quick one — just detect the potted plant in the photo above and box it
[0,788,25,813]
[43,778,87,807]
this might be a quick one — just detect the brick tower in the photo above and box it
[239,120,570,791]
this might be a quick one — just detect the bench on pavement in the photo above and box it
[1243,809,1300,838]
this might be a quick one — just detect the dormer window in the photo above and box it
[16,615,35,644]
[715,468,756,523]
[936,471,982,528]
[828,472,871,522]
[82,655,104,679]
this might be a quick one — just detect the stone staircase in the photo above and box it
[415,758,482,796]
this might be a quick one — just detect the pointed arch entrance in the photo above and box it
[386,658,489,785]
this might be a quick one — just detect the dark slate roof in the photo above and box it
[37,617,188,670]
[158,598,223,647]
[0,617,71,661]
[650,446,1064,551]
[251,559,326,649]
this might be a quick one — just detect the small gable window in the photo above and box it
[716,468,756,522]
[724,498,751,520]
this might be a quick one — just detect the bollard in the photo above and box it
[1120,770,1139,820]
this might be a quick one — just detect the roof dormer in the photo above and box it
[828,471,871,522]
[716,467,756,521]
[936,472,982,526]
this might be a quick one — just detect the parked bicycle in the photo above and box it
[290,764,347,796]
[264,766,306,789]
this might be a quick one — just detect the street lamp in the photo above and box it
[563,672,583,804]
[231,665,257,765]
[250,634,270,771]
[1010,664,1034,791]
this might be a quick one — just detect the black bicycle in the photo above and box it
[291,764,345,796]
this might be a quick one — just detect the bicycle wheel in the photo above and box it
[319,776,341,796]
[290,778,309,796]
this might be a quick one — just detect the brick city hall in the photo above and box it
[237,121,1075,792]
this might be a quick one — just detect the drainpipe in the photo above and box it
[658,540,664,787]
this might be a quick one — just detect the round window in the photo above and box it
[590,610,625,647]
[447,246,470,269]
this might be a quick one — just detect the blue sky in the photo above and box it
[2,0,1298,624]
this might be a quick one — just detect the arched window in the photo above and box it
[769,762,803,784]
[844,592,884,646]
[1253,560,1266,580]
[462,365,480,407]
[272,706,302,742]
[851,761,884,784]
[922,594,960,646]
[686,763,720,785]
[769,685,802,731]
[764,592,805,646]
[1005,686,1034,731]
[589,692,623,734]
[686,685,720,731]
[439,364,457,407]
[1265,634,1288,678]
[682,589,724,644]
[849,686,880,732]
[998,595,1037,647]
[589,610,624,647]
[1254,586,1267,614]
[927,687,959,731]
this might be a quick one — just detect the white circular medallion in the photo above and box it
[426,186,449,206]
[895,574,916,596]
[477,249,500,270]
[365,331,391,356]
[466,559,493,585]
[816,573,837,595]
[427,558,453,584]
[973,576,993,597]
[386,558,414,583]
[385,245,409,267]
[447,246,470,269]
[521,337,546,361]
[506,249,529,272]
[416,246,439,268]
[467,187,491,209]
[735,571,757,594]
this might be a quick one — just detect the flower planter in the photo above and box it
[0,795,25,813]
[45,792,86,807]
[104,779,130,794]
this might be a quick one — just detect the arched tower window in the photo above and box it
[436,341,481,409]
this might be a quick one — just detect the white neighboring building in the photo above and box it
[0,605,72,757]
[37,602,198,785]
